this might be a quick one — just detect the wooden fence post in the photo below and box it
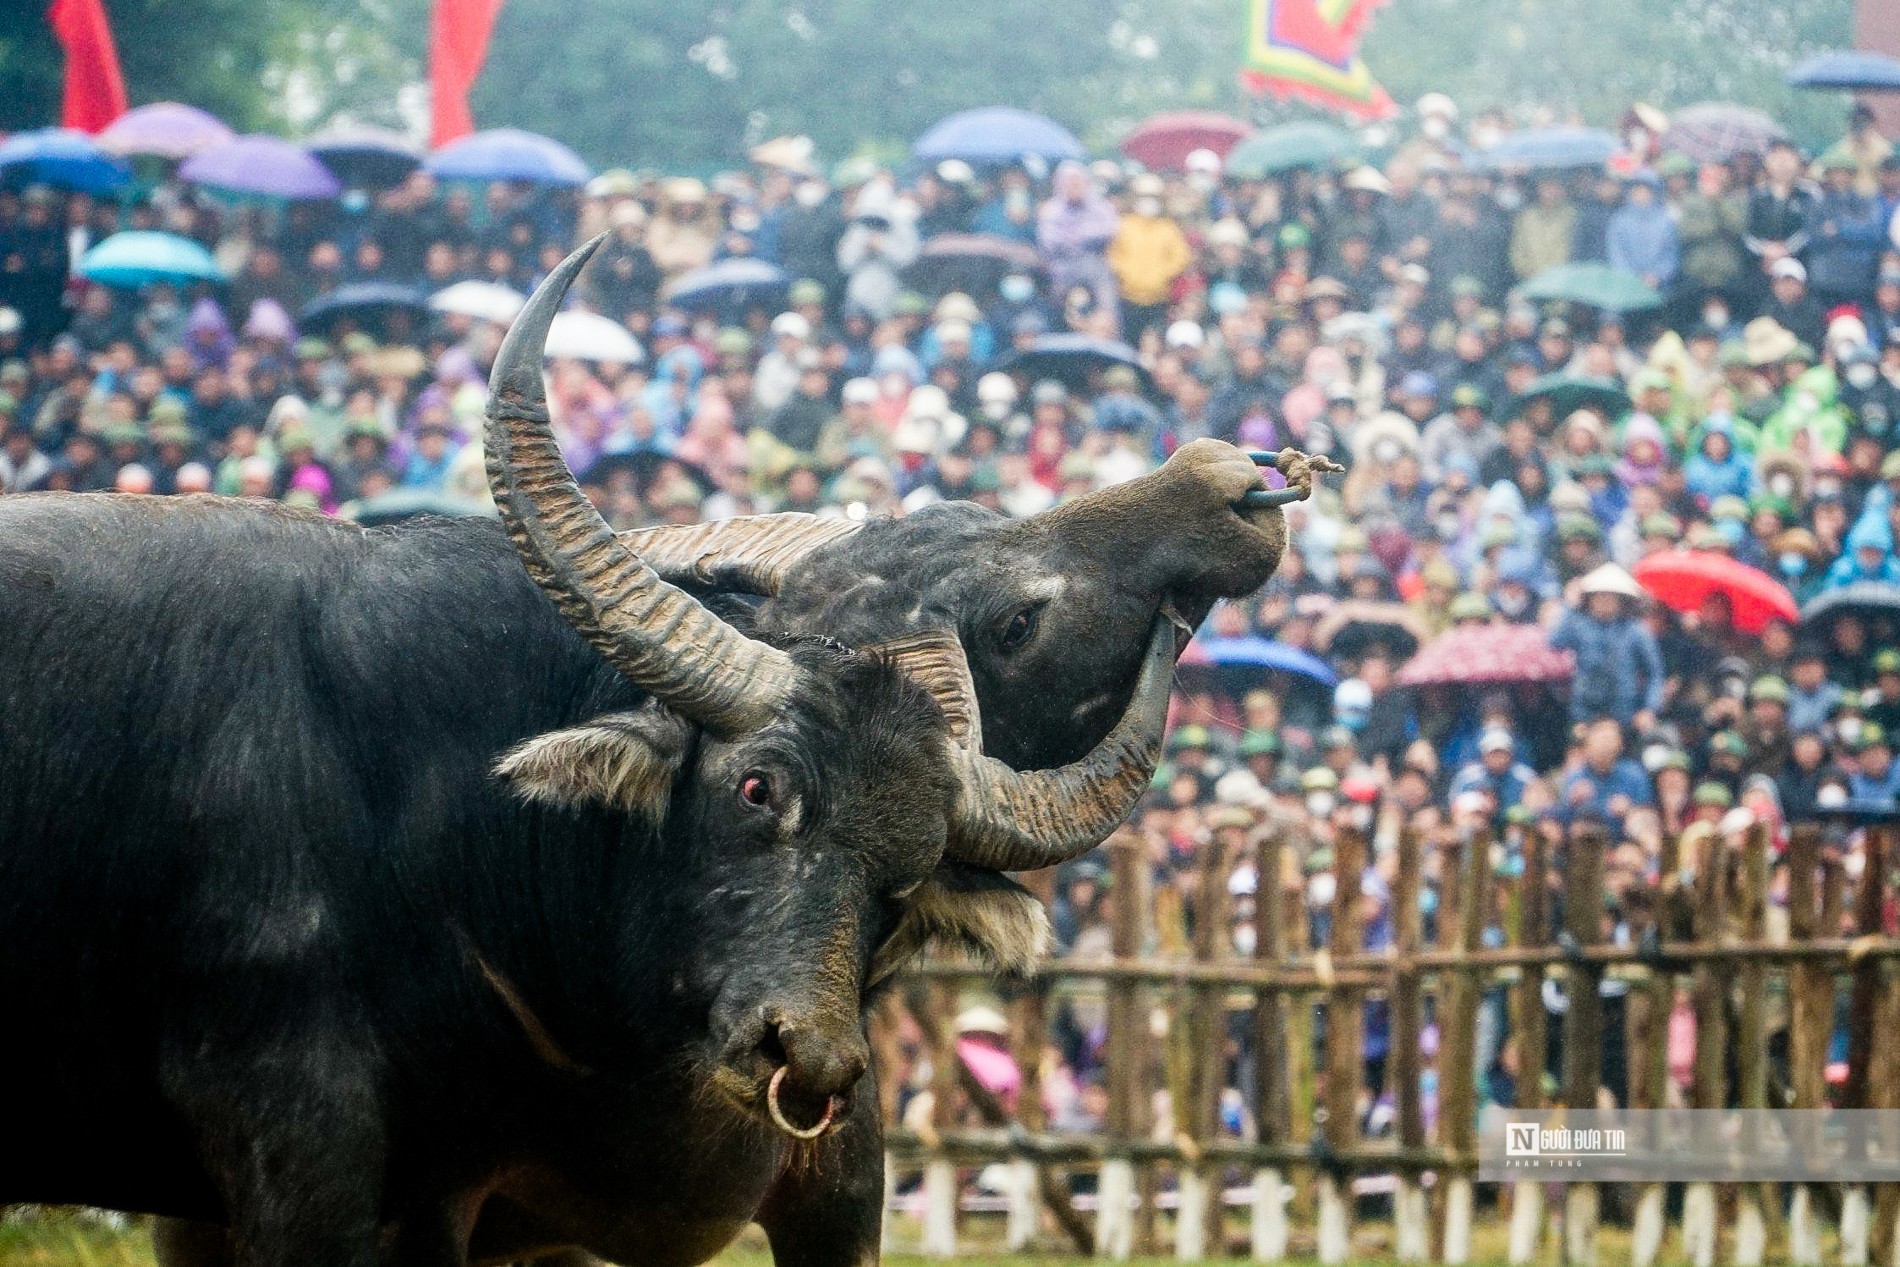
[1628,829,1676,1267]
[1733,823,1772,1267]
[1390,822,1429,1263]
[1316,827,1366,1266]
[1177,831,1231,1261]
[1007,869,1056,1252]
[1844,826,1891,1267]
[1683,823,1729,1267]
[1439,828,1490,1266]
[921,980,962,1258]
[1252,825,1291,1263]
[1099,832,1144,1260]
[1786,824,1831,1267]
[1558,825,1606,1267]
[1508,826,1551,1267]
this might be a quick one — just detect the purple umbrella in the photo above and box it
[178,135,342,200]
[98,102,235,161]
[1662,102,1787,163]
[426,128,591,185]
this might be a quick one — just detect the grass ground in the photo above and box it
[0,1207,1702,1267]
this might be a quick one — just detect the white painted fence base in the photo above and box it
[921,1158,958,1259]
[1175,1169,1208,1261]
[1095,1157,1135,1261]
[1442,1176,1473,1265]
[1004,1158,1038,1251]
[1250,1168,1287,1262]
[1844,1185,1872,1267]
[1508,1178,1545,1265]
[1394,1178,1428,1262]
[1630,1183,1665,1267]
[1791,1186,1822,1266]
[1563,1183,1597,1267]
[881,1152,897,1255]
[1735,1190,1766,1267]
[1316,1175,1350,1265]
[1683,1180,1716,1267]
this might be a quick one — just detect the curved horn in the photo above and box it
[618,514,863,596]
[485,235,796,734]
[942,619,1175,872]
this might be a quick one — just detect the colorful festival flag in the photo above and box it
[1240,0,1395,122]
[47,0,128,134]
[430,0,507,148]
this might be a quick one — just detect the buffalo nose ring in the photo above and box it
[767,1065,840,1139]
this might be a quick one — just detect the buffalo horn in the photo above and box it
[618,514,863,595]
[484,235,796,734]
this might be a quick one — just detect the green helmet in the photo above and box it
[1238,729,1282,758]
[1692,782,1734,808]
[1448,591,1493,621]
[1748,675,1790,704]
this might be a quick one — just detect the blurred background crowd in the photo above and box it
[7,92,1900,1148]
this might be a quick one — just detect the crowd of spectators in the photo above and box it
[6,94,1900,1146]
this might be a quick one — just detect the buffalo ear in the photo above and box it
[495,708,692,819]
[869,860,1051,986]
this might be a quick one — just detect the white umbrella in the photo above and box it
[545,311,644,364]
[429,280,526,325]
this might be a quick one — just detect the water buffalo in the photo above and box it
[0,240,1190,1267]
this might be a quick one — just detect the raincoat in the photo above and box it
[1822,516,1900,590]
[1606,180,1679,286]
[1683,415,1755,506]
[1757,367,1849,456]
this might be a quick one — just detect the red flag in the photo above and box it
[48,0,128,134]
[430,0,506,148]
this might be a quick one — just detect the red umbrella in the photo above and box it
[1633,550,1799,635]
[1397,623,1576,687]
[1121,110,1254,172]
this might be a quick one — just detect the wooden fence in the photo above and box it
[877,818,1900,1265]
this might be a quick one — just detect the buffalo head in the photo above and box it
[480,237,1177,1132]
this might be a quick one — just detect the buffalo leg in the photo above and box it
[756,1074,885,1267]
[152,1218,233,1267]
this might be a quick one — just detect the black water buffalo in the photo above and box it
[7,238,1319,1265]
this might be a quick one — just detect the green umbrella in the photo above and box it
[1224,122,1357,178]
[1513,372,1631,419]
[1517,262,1664,313]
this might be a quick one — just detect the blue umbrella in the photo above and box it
[427,128,591,185]
[300,281,431,328]
[0,128,131,194]
[995,333,1152,393]
[1480,126,1621,172]
[663,258,790,314]
[1194,636,1339,687]
[80,231,226,287]
[914,107,1085,165]
[1789,50,1900,92]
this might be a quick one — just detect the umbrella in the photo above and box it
[1312,600,1428,660]
[1513,372,1631,419]
[663,258,790,315]
[1177,635,1338,689]
[545,311,644,364]
[955,1037,1022,1100]
[1799,581,1900,634]
[1789,50,1900,92]
[1662,102,1788,163]
[97,103,234,160]
[903,233,1041,296]
[1224,122,1356,178]
[1517,262,1664,313]
[341,489,495,526]
[1480,126,1621,172]
[299,282,431,329]
[0,128,131,194]
[308,124,423,188]
[427,128,592,185]
[179,135,342,199]
[1397,624,1575,687]
[913,107,1085,165]
[429,280,526,324]
[995,333,1150,393]
[1633,550,1799,635]
[79,231,225,287]
[1121,110,1253,172]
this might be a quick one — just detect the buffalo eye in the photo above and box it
[998,605,1040,651]
[738,772,773,810]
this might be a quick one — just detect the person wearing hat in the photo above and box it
[1866,649,1900,739]
[1849,723,1900,809]
[1237,729,1283,787]
[1761,254,1827,352]
[1607,168,1680,293]
[1807,150,1884,314]
[1741,676,1794,779]
[1551,563,1664,731]
[1419,380,1493,484]
[1689,780,1736,824]
[646,177,718,280]
[1106,173,1191,344]
[1450,725,1537,816]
